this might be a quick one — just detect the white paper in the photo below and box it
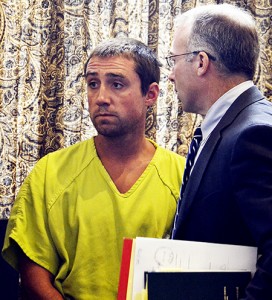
[130,237,257,299]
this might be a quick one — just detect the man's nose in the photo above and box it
[168,69,175,83]
[96,85,111,105]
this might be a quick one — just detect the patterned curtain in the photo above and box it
[0,0,271,219]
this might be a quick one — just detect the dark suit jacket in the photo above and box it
[173,86,272,299]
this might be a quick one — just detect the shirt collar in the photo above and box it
[201,81,254,142]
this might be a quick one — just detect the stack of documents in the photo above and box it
[117,237,257,300]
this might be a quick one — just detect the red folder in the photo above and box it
[117,238,134,300]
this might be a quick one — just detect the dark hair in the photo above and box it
[176,4,260,79]
[84,38,162,95]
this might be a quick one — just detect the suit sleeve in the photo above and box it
[231,124,272,299]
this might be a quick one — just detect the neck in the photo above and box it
[94,134,153,162]
[202,73,249,116]
[94,133,156,194]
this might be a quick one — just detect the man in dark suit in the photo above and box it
[167,4,272,299]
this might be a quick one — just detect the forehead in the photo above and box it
[85,56,136,77]
[172,24,191,52]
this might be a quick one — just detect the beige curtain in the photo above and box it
[0,0,271,219]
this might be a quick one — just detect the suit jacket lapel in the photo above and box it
[178,86,265,220]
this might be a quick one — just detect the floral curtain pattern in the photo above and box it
[0,0,271,219]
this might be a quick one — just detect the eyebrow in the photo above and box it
[85,71,126,79]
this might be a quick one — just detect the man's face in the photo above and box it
[168,26,202,114]
[85,56,147,137]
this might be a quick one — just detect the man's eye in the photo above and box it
[88,81,98,89]
[113,82,123,89]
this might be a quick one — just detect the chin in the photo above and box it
[96,128,120,137]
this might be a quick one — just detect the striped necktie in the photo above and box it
[171,126,202,238]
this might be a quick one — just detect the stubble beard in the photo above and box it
[94,119,136,138]
[91,109,145,138]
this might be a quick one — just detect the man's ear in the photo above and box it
[196,51,210,76]
[145,82,160,106]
